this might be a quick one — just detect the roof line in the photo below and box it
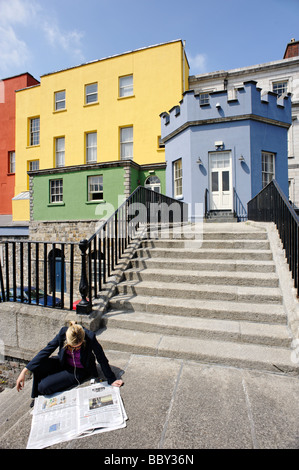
[40,39,185,77]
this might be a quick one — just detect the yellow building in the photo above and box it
[13,40,189,222]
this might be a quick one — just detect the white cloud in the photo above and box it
[43,22,85,62]
[0,0,39,25]
[188,52,207,75]
[0,25,30,73]
[0,0,85,75]
[0,0,36,74]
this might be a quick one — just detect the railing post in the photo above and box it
[76,238,92,315]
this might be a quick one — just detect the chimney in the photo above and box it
[283,38,299,59]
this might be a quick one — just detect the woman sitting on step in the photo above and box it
[16,321,123,404]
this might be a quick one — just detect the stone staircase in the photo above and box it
[206,210,238,223]
[99,222,298,375]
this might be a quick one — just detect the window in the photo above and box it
[262,152,275,188]
[119,75,133,97]
[55,137,65,167]
[29,117,40,146]
[9,151,15,173]
[85,83,98,104]
[158,136,165,149]
[199,93,210,105]
[29,160,39,171]
[50,179,63,203]
[27,160,39,189]
[88,175,103,201]
[120,126,133,160]
[86,132,97,163]
[54,90,66,110]
[145,175,161,193]
[272,81,288,97]
[173,159,183,197]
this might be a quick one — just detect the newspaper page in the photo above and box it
[26,382,127,449]
[77,383,126,437]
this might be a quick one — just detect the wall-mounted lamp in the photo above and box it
[215,141,224,150]
[196,157,203,165]
[239,155,245,162]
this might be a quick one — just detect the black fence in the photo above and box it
[0,186,188,313]
[248,179,299,296]
[0,240,77,310]
[76,186,188,314]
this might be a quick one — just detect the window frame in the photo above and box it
[119,74,133,98]
[50,178,63,204]
[262,151,275,188]
[173,159,183,198]
[28,160,39,172]
[199,92,210,106]
[272,80,288,98]
[85,83,98,105]
[120,126,133,160]
[54,90,66,111]
[29,117,40,146]
[8,151,15,174]
[145,175,161,193]
[86,131,97,163]
[55,137,65,168]
[87,175,103,201]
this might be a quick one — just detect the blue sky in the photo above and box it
[0,0,298,81]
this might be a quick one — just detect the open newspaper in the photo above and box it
[27,381,127,449]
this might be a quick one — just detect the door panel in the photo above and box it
[209,152,232,210]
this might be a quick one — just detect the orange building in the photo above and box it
[0,73,39,216]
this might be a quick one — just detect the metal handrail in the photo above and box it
[76,186,188,313]
[248,179,299,296]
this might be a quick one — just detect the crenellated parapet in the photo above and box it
[160,80,292,143]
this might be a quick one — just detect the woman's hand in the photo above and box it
[111,379,124,387]
[16,367,28,392]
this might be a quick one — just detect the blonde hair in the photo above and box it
[65,321,85,347]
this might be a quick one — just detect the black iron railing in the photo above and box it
[204,188,209,219]
[233,188,247,221]
[205,187,247,221]
[76,186,188,313]
[248,179,299,296]
[0,186,188,312]
[0,239,76,310]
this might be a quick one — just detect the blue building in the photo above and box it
[160,81,292,221]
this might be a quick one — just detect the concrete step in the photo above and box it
[201,231,268,240]
[116,280,283,304]
[98,327,298,375]
[150,228,268,240]
[131,257,276,273]
[104,309,291,348]
[123,268,280,288]
[0,380,32,439]
[136,247,273,261]
[141,239,270,250]
[108,294,287,324]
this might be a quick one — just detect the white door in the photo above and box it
[209,152,232,210]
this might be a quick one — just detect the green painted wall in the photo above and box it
[33,166,126,221]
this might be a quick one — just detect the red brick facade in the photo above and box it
[283,39,299,59]
[0,73,39,215]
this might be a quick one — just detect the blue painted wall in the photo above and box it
[161,81,291,220]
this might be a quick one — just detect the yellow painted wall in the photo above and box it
[14,40,189,221]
